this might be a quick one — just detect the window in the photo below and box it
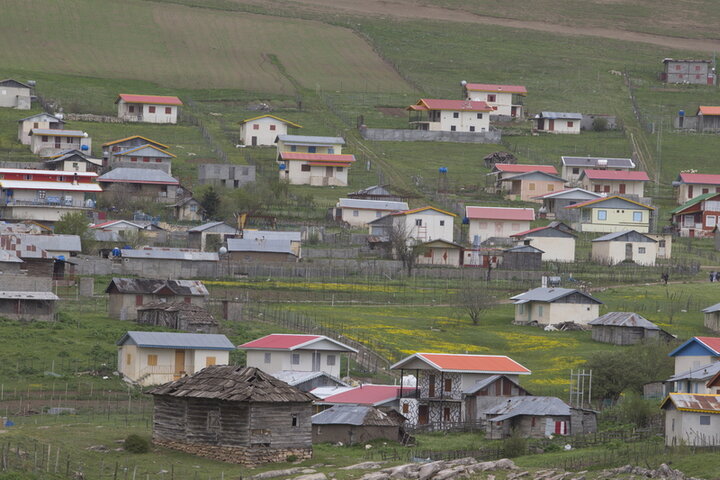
[696,65,702,71]
[547,184,555,192]
[290,145,297,152]
[415,219,422,226]
[207,411,221,431]
[253,124,260,130]
[376,211,382,218]
[469,126,475,132]
[308,146,317,153]
[453,112,459,118]
[264,352,271,363]
[206,357,216,367]
[291,414,299,427]
[301,164,311,172]
[327,355,336,366]
[700,415,711,425]
[165,107,171,114]
[135,295,143,306]
[528,183,536,191]
[476,113,483,119]
[126,354,132,365]
[292,353,300,365]
[572,168,579,174]
[402,403,409,414]
[708,215,717,228]
[538,305,544,316]
[328,147,334,154]
[597,210,607,221]
[678,74,684,79]
[336,167,343,172]
[42,136,48,142]
[487,94,496,102]
[675,64,681,70]
[703,188,709,194]
[531,416,536,427]
[450,126,456,132]
[633,211,643,222]
[155,158,162,162]
[440,220,445,226]
[567,121,574,128]
[131,157,138,162]
[37,190,46,199]
[148,106,156,113]
[444,379,452,392]
[129,105,135,113]
[147,355,158,366]
[519,304,525,314]
[352,210,359,217]
[143,157,150,163]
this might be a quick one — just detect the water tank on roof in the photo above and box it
[111,248,121,257]
[56,255,65,261]
[278,164,286,171]
[439,167,448,173]
[679,110,685,117]
[81,145,89,151]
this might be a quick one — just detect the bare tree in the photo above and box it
[388,222,426,275]
[458,282,497,325]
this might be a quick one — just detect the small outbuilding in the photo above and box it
[591,230,658,266]
[416,239,463,267]
[188,221,238,251]
[311,404,404,445]
[588,312,674,345]
[149,366,315,465]
[532,112,582,134]
[660,393,720,446]
[500,244,543,270]
[136,302,218,333]
[510,287,602,326]
[485,396,585,439]
[105,277,209,320]
[0,291,59,321]
[702,302,720,333]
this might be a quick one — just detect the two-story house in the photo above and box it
[510,287,602,326]
[674,173,720,205]
[669,337,720,376]
[661,58,713,85]
[500,171,567,203]
[533,188,602,221]
[0,168,101,222]
[44,150,103,173]
[102,135,170,169]
[392,353,531,427]
[240,114,302,147]
[29,129,91,156]
[115,94,182,124]
[98,168,180,203]
[238,334,357,380]
[367,206,456,244]
[18,113,65,145]
[560,156,636,186]
[671,192,720,238]
[278,152,356,187]
[276,134,344,155]
[465,206,535,241]
[109,144,175,175]
[463,83,527,118]
[105,277,210,320]
[579,169,650,197]
[564,196,654,233]
[407,99,492,132]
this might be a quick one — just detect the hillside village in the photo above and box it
[2,1,720,480]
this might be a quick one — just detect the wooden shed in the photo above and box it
[485,396,595,439]
[702,302,720,333]
[148,366,315,466]
[311,404,403,445]
[500,244,543,271]
[588,312,674,345]
[136,302,218,333]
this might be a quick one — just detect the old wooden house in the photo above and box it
[703,302,720,333]
[148,366,315,465]
[0,291,59,321]
[588,312,674,345]
[500,244,543,270]
[464,375,532,422]
[485,396,596,439]
[311,405,403,445]
[105,278,209,320]
[136,302,218,333]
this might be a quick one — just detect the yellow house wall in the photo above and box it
[581,178,645,196]
[417,247,461,266]
[548,302,600,325]
[580,208,650,233]
[507,180,565,202]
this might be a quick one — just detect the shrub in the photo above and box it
[592,117,608,131]
[124,434,150,454]
[502,430,527,458]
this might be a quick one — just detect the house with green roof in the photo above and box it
[670,192,720,238]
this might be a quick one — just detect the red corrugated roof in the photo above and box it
[322,385,402,406]
[238,334,321,350]
[494,164,558,174]
[409,99,492,112]
[698,106,720,116]
[279,152,356,163]
[679,173,720,185]
[465,206,535,221]
[582,169,650,181]
[464,83,528,95]
[511,226,552,237]
[390,206,457,217]
[418,353,530,374]
[696,336,720,355]
[117,94,183,106]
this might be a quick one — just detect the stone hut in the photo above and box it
[148,366,315,466]
[136,302,218,333]
[311,404,403,445]
[588,312,674,345]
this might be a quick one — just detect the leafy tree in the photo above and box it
[200,186,221,220]
[388,223,425,275]
[54,211,95,253]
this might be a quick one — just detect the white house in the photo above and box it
[579,169,650,197]
[276,134,344,155]
[238,334,357,379]
[668,337,720,376]
[44,150,102,173]
[278,152,355,187]
[368,206,456,244]
[661,393,720,446]
[463,83,527,118]
[465,206,535,241]
[510,287,602,326]
[239,115,302,147]
[674,173,720,204]
[115,94,183,124]
[0,79,31,110]
[407,99,492,132]
[560,156,635,185]
[117,331,235,386]
[17,113,65,145]
[510,222,576,262]
[533,112,582,134]
[591,230,658,266]
[665,363,720,395]
[29,129,91,156]
[335,198,408,228]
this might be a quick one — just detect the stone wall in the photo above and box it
[359,126,501,144]
[153,439,312,466]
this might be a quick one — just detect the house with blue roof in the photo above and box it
[668,336,720,376]
[117,331,235,386]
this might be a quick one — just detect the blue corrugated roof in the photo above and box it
[117,331,235,350]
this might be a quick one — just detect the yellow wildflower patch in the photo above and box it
[494,332,572,351]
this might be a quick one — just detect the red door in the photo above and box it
[418,405,429,425]
[548,119,555,131]
[619,184,626,194]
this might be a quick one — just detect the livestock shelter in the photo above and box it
[136,302,218,333]
[311,404,403,445]
[0,291,59,321]
[149,366,314,466]
[105,277,209,320]
[588,312,674,345]
[500,245,543,271]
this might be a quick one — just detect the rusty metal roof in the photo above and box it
[588,312,660,330]
[486,396,570,422]
[105,278,209,296]
[660,393,720,413]
[312,404,402,427]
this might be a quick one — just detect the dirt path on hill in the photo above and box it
[242,0,720,53]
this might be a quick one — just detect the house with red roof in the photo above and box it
[674,172,720,204]
[278,152,355,187]
[368,206,456,244]
[579,169,650,197]
[463,83,527,118]
[391,353,531,427]
[669,336,720,376]
[238,334,357,380]
[316,385,404,411]
[407,99,492,133]
[490,165,564,201]
[115,94,183,124]
[465,206,535,240]
[670,192,720,238]
[695,106,720,132]
[511,222,576,262]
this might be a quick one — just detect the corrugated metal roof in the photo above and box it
[561,156,635,168]
[565,195,654,211]
[337,198,408,211]
[0,250,23,263]
[666,362,720,383]
[588,312,659,329]
[101,136,169,149]
[279,152,355,163]
[227,238,295,255]
[698,106,720,116]
[30,129,86,137]
[703,302,720,314]
[0,79,31,89]
[320,385,402,406]
[18,113,65,123]
[98,168,179,185]
[504,245,544,254]
[240,114,302,128]
[536,112,582,120]
[239,333,356,352]
[272,370,348,388]
[669,337,720,357]
[592,230,655,243]
[0,168,96,177]
[677,173,720,185]
[0,234,82,254]
[348,185,392,197]
[486,396,570,422]
[465,206,535,221]
[116,144,175,158]
[498,170,565,182]
[106,278,209,296]
[242,230,302,242]
[0,180,102,192]
[116,94,182,106]
[464,83,527,95]
[312,404,400,426]
[510,287,602,304]
[464,375,527,395]
[45,151,103,166]
[117,331,234,350]
[120,248,218,261]
[188,221,236,233]
[493,164,558,174]
[532,187,601,200]
[0,291,59,300]
[580,169,650,181]
[276,134,345,145]
[409,99,492,112]
[660,393,720,414]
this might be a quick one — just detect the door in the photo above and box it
[511,106,517,117]
[312,352,321,371]
[619,183,626,194]
[548,119,555,131]
[428,375,436,397]
[325,166,334,177]
[537,119,544,130]
[418,405,429,425]
[625,243,633,262]
[174,350,186,378]
[251,136,257,146]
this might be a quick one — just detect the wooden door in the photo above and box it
[619,183,626,194]
[174,350,186,378]
[548,119,555,131]
[418,405,429,425]
[625,243,633,262]
[251,136,257,146]
[428,375,436,397]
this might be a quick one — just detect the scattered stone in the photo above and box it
[251,467,313,479]
[340,462,386,470]
[86,445,109,452]
[293,474,326,480]
[508,471,529,479]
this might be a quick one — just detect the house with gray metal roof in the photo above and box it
[510,287,602,326]
[44,149,102,173]
[665,362,720,396]
[187,221,237,251]
[591,230,658,266]
[276,134,345,155]
[117,331,235,386]
[334,198,408,228]
[703,302,720,333]
[588,312,673,345]
[312,404,404,445]
[560,156,635,185]
[533,112,582,134]
[28,128,91,156]
[18,113,65,145]
[485,396,596,439]
[98,167,181,204]
[227,238,299,263]
[0,79,31,110]
[105,277,209,320]
[0,290,59,321]
[271,370,348,393]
